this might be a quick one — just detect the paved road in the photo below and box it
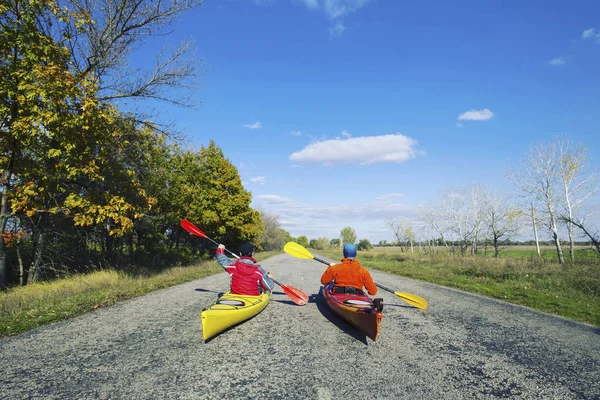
[1,253,599,399]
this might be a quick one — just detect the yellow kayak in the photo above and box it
[201,291,272,341]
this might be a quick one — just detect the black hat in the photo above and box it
[240,242,254,257]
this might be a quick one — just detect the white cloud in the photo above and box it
[340,130,351,138]
[548,57,568,66]
[323,0,371,20]
[255,194,294,205]
[242,121,262,129]
[250,176,266,185]
[254,192,416,242]
[329,21,346,38]
[582,28,600,43]
[292,0,371,38]
[376,193,404,201]
[457,108,494,121]
[300,0,319,9]
[289,133,423,165]
[290,130,302,136]
[583,28,596,39]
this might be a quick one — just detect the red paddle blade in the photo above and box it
[181,219,207,238]
[280,284,309,306]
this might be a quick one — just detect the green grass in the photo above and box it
[316,247,600,326]
[0,251,279,338]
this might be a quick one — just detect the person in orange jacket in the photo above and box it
[320,243,377,295]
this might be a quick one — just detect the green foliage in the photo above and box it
[297,235,309,247]
[0,1,263,287]
[357,238,373,251]
[340,227,357,245]
[257,210,291,251]
[187,141,262,245]
[312,237,329,250]
[330,238,340,248]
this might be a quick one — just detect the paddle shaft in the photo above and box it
[181,221,308,305]
[181,220,240,259]
[374,283,395,295]
[313,256,330,266]
[283,241,427,309]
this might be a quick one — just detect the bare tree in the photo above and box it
[530,202,541,257]
[439,186,481,255]
[257,209,290,251]
[388,218,414,253]
[468,185,487,255]
[508,141,565,264]
[560,213,600,255]
[416,206,450,249]
[62,0,205,108]
[482,188,523,257]
[557,138,597,260]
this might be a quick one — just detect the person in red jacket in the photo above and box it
[216,242,274,296]
[320,243,377,295]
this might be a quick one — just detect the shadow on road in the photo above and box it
[314,287,369,345]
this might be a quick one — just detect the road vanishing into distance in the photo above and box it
[1,253,599,399]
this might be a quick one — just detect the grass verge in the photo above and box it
[317,248,600,326]
[0,251,279,338]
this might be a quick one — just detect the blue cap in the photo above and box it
[343,244,357,259]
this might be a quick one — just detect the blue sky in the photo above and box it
[133,0,600,242]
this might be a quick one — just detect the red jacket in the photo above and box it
[216,248,270,296]
[320,258,377,295]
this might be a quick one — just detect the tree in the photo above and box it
[185,141,262,247]
[481,188,523,257]
[388,218,415,253]
[557,138,597,261]
[437,187,483,255]
[297,235,308,248]
[257,209,290,251]
[63,0,204,108]
[417,206,450,249]
[310,237,329,250]
[508,140,565,263]
[340,227,356,245]
[1,1,153,285]
[329,238,340,248]
[560,214,600,256]
[357,239,373,251]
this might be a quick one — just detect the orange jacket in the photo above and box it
[320,258,377,295]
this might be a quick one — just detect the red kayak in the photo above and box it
[323,282,383,341]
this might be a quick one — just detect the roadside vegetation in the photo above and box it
[0,251,279,338]
[317,246,600,326]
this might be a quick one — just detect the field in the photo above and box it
[316,245,600,326]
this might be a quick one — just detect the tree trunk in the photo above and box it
[17,244,25,286]
[549,213,565,264]
[493,235,500,257]
[29,231,44,284]
[568,221,575,261]
[0,189,11,287]
[531,203,541,258]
